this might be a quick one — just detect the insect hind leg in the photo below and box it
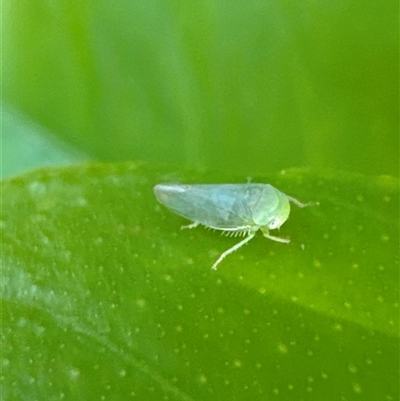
[211,233,255,270]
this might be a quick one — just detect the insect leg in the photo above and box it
[211,233,255,270]
[261,226,290,243]
[287,196,313,208]
[263,233,290,243]
[181,221,200,230]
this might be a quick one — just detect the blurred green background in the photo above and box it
[3,0,398,178]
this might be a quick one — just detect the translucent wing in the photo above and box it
[154,184,281,230]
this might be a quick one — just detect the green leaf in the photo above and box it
[2,164,399,400]
[2,105,88,178]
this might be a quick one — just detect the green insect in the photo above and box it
[154,183,311,270]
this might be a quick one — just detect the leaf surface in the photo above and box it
[2,164,399,400]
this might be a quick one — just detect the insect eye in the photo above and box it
[268,217,281,229]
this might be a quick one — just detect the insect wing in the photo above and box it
[155,184,257,230]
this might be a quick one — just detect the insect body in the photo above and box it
[154,183,309,270]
